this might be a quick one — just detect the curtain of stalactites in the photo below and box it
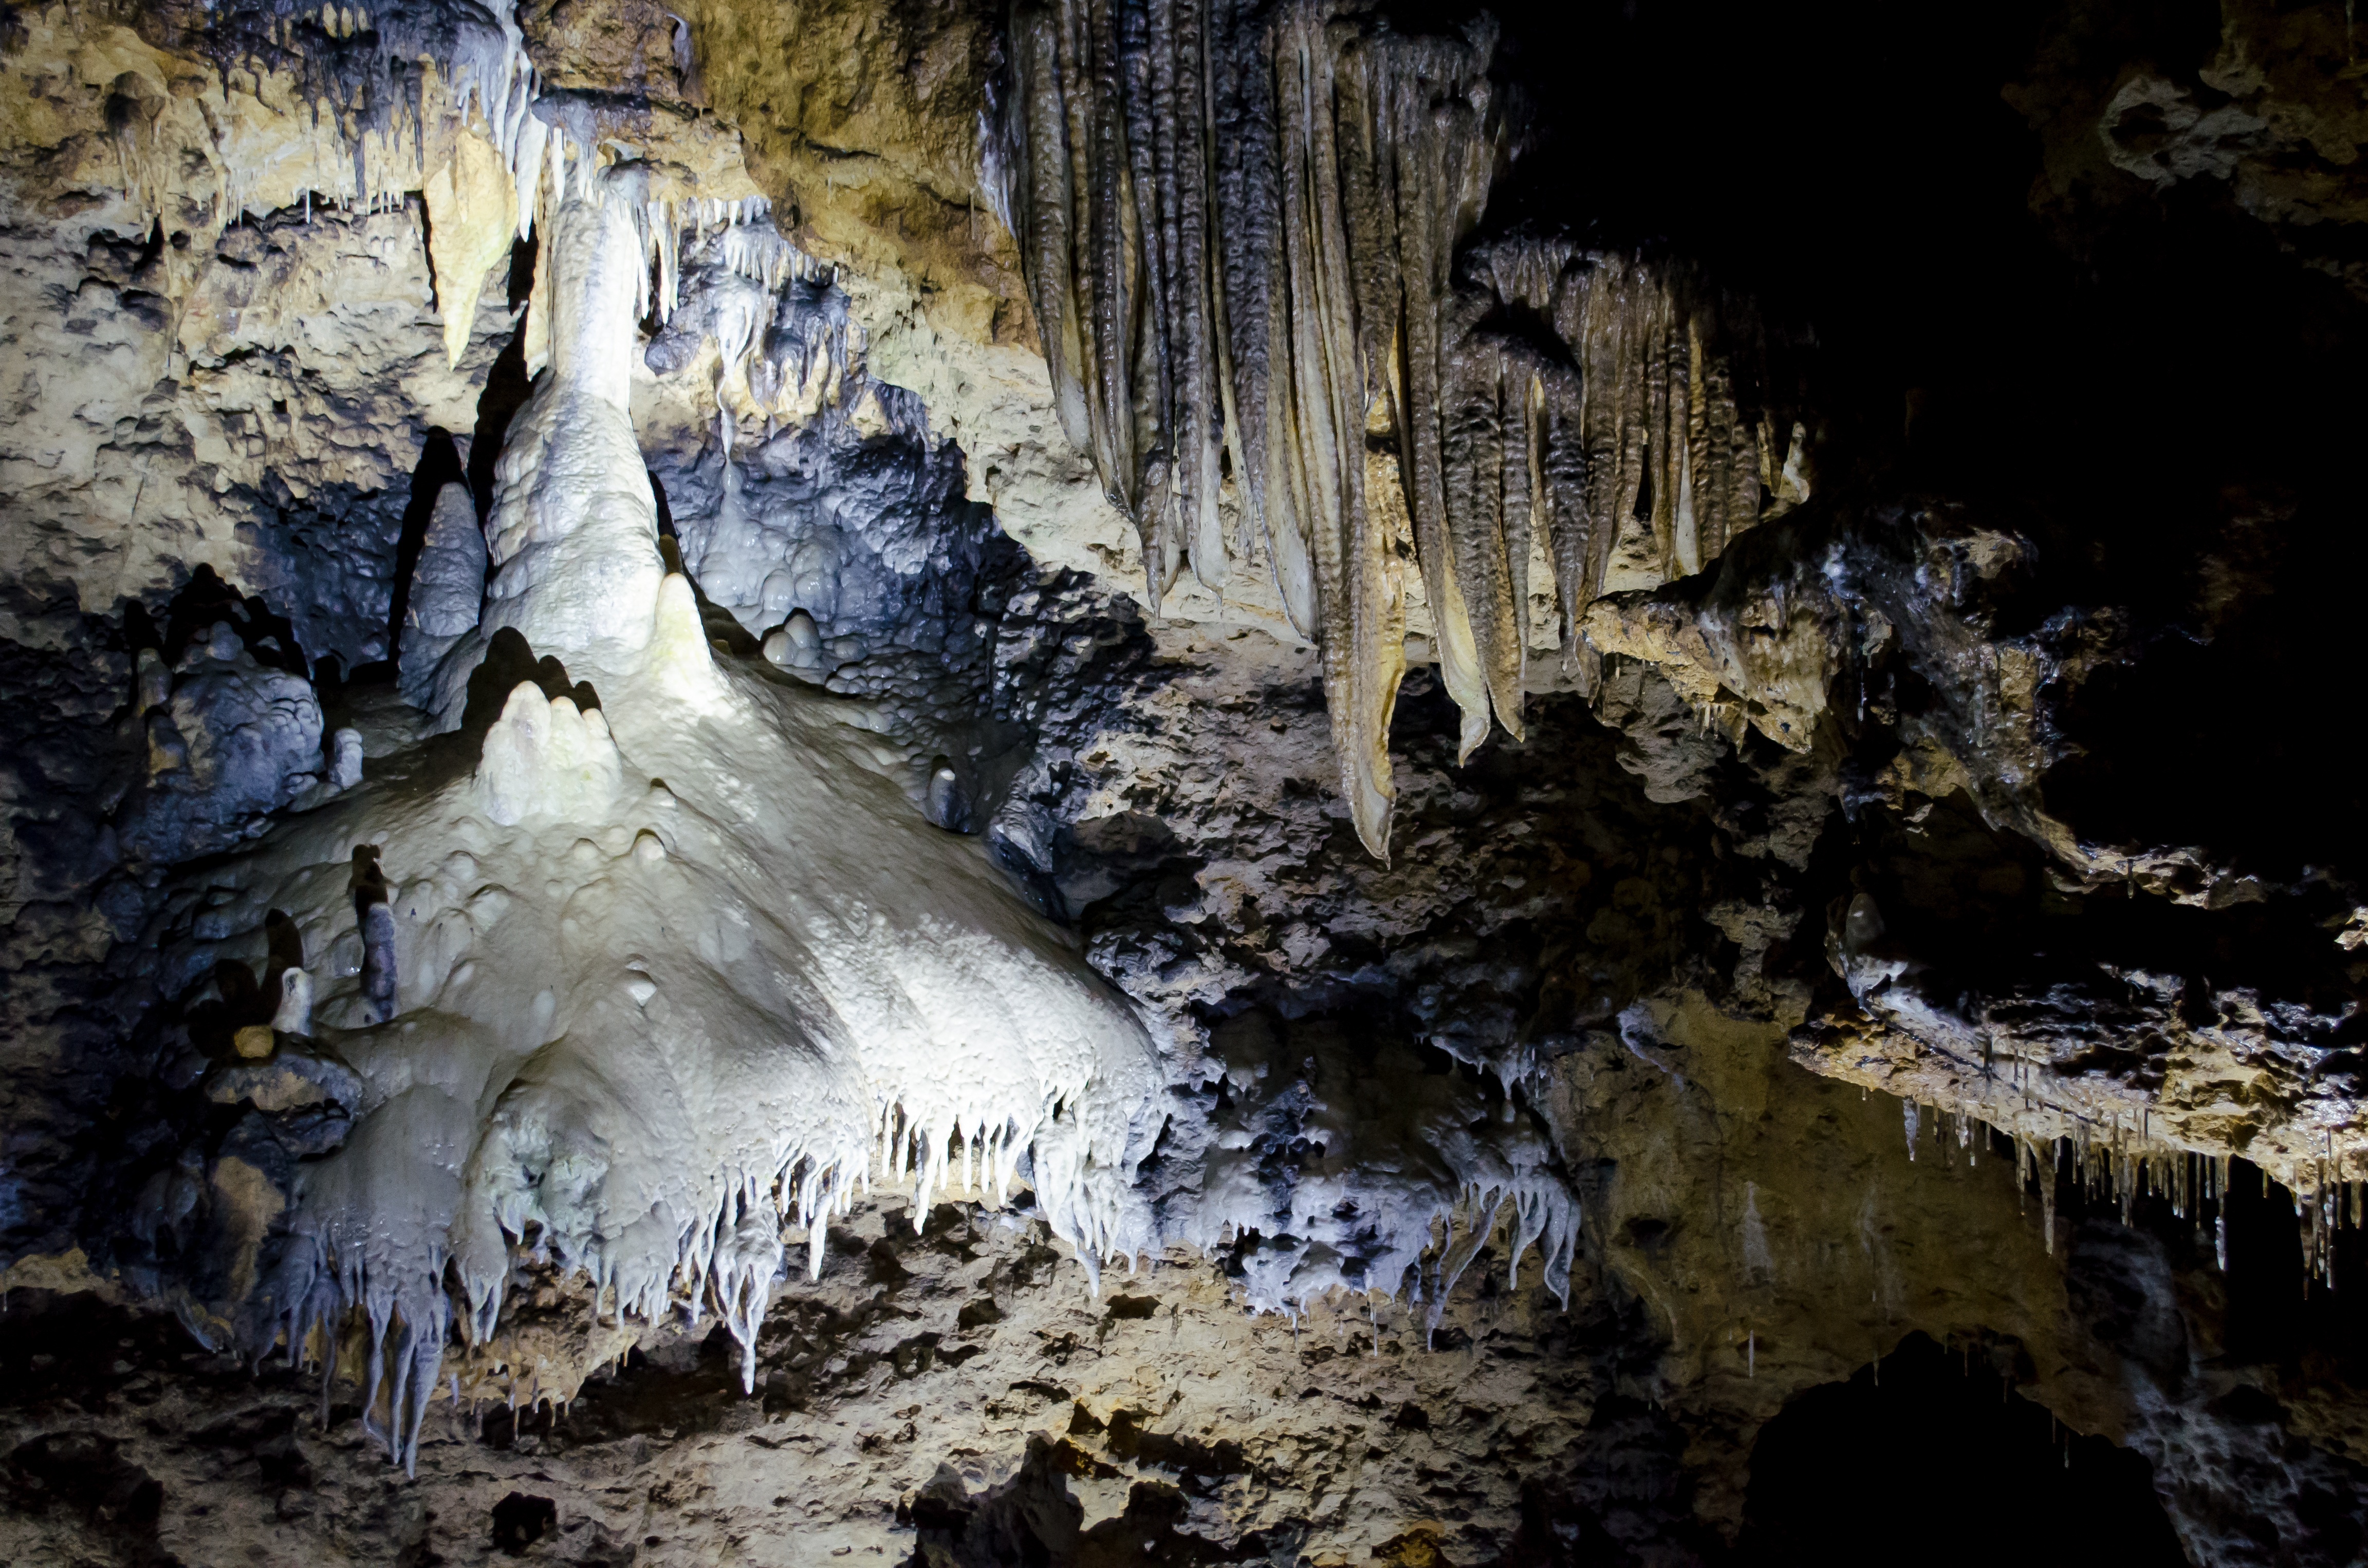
[1007,0,1777,861]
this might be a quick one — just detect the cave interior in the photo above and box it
[3,0,2366,1563]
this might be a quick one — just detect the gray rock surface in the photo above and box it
[6,3,2368,1566]
[397,482,489,710]
[115,622,323,867]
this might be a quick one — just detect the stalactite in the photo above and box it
[1360,23,1496,768]
[1006,0,1782,857]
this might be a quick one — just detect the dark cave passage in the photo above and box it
[1734,1332,2189,1567]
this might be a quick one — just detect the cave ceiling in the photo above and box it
[3,1,2367,1564]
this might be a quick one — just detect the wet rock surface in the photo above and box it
[5,1,2368,1564]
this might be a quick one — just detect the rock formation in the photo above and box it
[4,1,2367,1564]
[1005,2,1801,854]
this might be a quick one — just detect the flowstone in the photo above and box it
[147,162,1168,1470]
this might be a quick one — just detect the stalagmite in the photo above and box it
[272,968,316,1036]
[399,483,489,712]
[133,125,1182,1467]
[350,845,396,1024]
[325,727,364,792]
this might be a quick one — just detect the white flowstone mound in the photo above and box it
[237,621,1165,1469]
[150,113,1578,1477]
[158,162,1168,1472]
[471,683,624,827]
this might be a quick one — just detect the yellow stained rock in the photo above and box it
[424,123,518,369]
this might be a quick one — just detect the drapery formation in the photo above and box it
[1006,0,1790,858]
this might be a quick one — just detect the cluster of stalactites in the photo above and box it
[692,211,865,457]
[1411,240,1774,763]
[857,1092,1164,1300]
[126,0,805,322]
[644,194,818,329]
[2039,1130,2362,1283]
[1423,1178,1579,1330]
[469,1140,873,1397]
[256,1182,456,1476]
[511,132,820,395]
[265,1085,1156,1461]
[1006,0,1782,858]
[2297,1167,2365,1285]
[1349,1176,1579,1337]
[147,0,540,220]
[266,1143,863,1474]
[1911,1094,2331,1279]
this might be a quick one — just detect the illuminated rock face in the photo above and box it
[1003,4,1809,856]
[427,173,672,720]
[137,170,1171,1473]
[7,2,2368,1566]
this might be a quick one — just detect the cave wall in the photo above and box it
[4,1,2368,1564]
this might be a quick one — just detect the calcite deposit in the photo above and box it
[4,1,2367,1565]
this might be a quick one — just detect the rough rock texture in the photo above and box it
[7,1,2368,1565]
[2012,0,2368,303]
[5,998,2364,1564]
[1581,480,2368,1200]
[0,6,517,670]
[115,618,325,867]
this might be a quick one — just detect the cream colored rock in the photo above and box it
[0,20,513,661]
[423,122,519,368]
[473,684,626,828]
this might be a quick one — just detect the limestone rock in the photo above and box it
[115,623,323,866]
[5,4,2368,1565]
[398,482,489,710]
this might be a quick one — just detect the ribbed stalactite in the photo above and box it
[1476,240,1778,690]
[1007,0,1793,859]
